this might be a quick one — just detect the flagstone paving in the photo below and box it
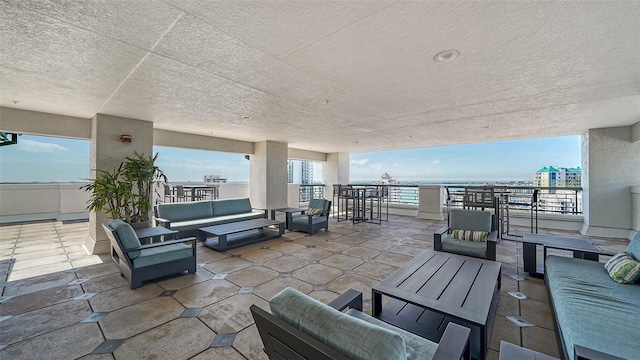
[0,216,629,359]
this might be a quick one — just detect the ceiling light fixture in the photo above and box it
[240,115,251,119]
[434,49,460,62]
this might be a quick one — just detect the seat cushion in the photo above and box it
[211,198,252,216]
[110,220,141,259]
[626,231,640,261]
[157,201,213,222]
[171,212,265,232]
[441,236,487,259]
[132,243,193,268]
[270,287,407,360]
[546,255,640,360]
[291,215,327,225]
[347,309,438,360]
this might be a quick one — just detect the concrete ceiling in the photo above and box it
[1,0,639,154]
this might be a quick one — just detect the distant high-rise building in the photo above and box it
[288,160,313,184]
[533,166,581,187]
[289,160,315,202]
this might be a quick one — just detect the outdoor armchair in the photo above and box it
[434,209,498,261]
[102,219,196,289]
[290,199,331,236]
[251,287,471,360]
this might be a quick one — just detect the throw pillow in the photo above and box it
[604,252,640,284]
[451,229,488,242]
[307,207,323,216]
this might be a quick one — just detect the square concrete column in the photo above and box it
[417,185,446,220]
[322,152,350,199]
[83,114,153,255]
[250,141,288,210]
[581,126,640,239]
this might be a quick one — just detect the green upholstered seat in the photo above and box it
[546,255,640,360]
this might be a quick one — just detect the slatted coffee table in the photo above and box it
[199,218,284,251]
[372,250,501,360]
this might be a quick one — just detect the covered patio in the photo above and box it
[0,217,629,359]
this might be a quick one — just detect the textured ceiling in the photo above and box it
[1,0,639,154]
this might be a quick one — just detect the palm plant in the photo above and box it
[82,152,167,224]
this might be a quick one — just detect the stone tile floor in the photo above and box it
[0,215,629,359]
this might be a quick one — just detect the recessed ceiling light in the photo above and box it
[434,49,460,62]
[12,100,19,104]
[240,115,251,119]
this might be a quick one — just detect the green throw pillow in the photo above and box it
[307,207,323,216]
[604,252,640,284]
[451,229,488,242]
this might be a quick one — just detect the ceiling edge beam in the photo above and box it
[632,121,640,143]
[153,128,254,154]
[0,107,91,139]
[288,148,327,162]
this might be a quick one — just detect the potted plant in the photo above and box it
[81,152,167,228]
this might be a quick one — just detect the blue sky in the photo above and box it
[0,134,580,183]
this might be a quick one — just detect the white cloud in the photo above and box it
[351,158,369,166]
[19,139,69,153]
[431,160,440,165]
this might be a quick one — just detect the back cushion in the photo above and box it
[626,231,640,261]
[450,209,492,232]
[111,221,142,259]
[157,201,213,222]
[270,287,407,360]
[212,198,252,216]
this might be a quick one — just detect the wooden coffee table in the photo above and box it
[199,218,284,251]
[372,250,501,360]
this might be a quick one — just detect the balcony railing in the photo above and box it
[445,185,582,215]
[299,184,325,202]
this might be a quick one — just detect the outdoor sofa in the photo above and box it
[154,198,267,238]
[544,230,640,360]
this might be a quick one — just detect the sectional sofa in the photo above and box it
[154,198,267,238]
[544,231,640,360]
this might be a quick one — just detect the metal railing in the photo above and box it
[298,183,581,215]
[445,185,582,215]
[299,184,325,202]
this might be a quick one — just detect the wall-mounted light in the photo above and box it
[120,134,132,143]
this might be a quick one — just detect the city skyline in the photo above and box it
[0,134,580,184]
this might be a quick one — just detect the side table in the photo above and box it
[522,233,613,277]
[134,226,178,244]
[270,207,306,230]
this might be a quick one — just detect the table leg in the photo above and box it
[218,234,228,250]
[573,250,599,261]
[372,290,382,317]
[270,210,276,220]
[278,222,285,235]
[523,242,538,276]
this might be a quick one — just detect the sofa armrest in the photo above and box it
[327,289,363,312]
[486,230,498,261]
[253,208,268,218]
[154,217,171,228]
[575,345,626,360]
[432,322,471,360]
[434,226,449,251]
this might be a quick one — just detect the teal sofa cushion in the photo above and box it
[270,287,407,360]
[170,212,265,232]
[441,235,487,259]
[546,255,640,360]
[132,243,193,268]
[109,220,141,259]
[449,209,492,232]
[157,201,213,222]
[347,309,438,360]
[211,198,252,216]
[626,231,640,261]
[291,215,328,225]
